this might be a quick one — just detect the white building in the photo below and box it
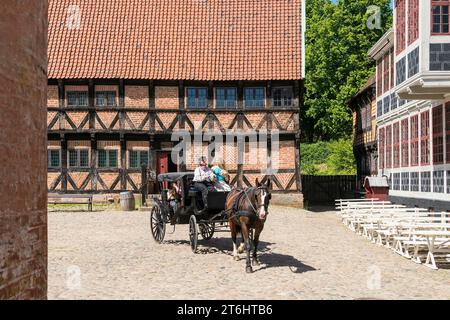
[369,0,450,211]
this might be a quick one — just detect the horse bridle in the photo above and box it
[243,186,270,216]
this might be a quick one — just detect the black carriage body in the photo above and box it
[155,172,229,224]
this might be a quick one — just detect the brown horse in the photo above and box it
[225,179,272,273]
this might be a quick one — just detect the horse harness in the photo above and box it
[230,187,265,225]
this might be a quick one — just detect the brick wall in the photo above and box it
[125,85,148,108]
[47,85,58,107]
[155,86,178,109]
[0,1,47,299]
[273,140,296,170]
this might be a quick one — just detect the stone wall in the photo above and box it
[0,1,48,299]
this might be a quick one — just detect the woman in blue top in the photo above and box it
[211,160,231,191]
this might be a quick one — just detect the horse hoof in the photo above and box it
[234,256,240,261]
[246,266,253,273]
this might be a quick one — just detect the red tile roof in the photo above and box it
[48,0,302,81]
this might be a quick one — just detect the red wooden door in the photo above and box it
[157,153,169,175]
[157,153,169,190]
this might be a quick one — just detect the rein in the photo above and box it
[230,186,268,222]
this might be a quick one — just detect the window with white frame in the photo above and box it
[393,173,401,190]
[420,171,431,192]
[383,96,390,114]
[390,93,397,110]
[401,172,409,191]
[129,150,149,169]
[377,100,383,117]
[447,171,450,193]
[433,170,445,193]
[68,149,89,168]
[98,149,118,168]
[410,172,419,191]
[48,149,61,168]
[408,47,419,78]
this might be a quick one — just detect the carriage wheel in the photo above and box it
[189,215,199,253]
[150,204,166,243]
[199,223,215,240]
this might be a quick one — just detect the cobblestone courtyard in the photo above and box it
[48,206,450,300]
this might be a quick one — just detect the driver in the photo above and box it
[193,156,216,211]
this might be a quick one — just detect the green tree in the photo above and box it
[325,139,357,175]
[304,0,392,141]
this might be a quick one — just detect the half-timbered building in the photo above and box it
[369,1,450,211]
[348,76,378,189]
[47,0,304,198]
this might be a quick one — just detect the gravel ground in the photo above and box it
[48,206,450,300]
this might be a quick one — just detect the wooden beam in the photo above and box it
[179,80,185,129]
[149,80,156,134]
[90,133,97,191]
[120,135,127,191]
[119,79,125,131]
[60,134,68,193]
[58,80,65,130]
[88,80,95,129]
[294,133,302,192]
[237,81,244,188]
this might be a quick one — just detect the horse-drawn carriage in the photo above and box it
[150,172,230,253]
[150,171,272,273]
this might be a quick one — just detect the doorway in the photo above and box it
[157,151,178,175]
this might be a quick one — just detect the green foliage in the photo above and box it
[301,138,356,175]
[303,0,392,141]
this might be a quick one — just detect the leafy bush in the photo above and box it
[301,139,356,175]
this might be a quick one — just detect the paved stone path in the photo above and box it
[48,206,450,300]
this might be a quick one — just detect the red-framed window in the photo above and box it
[393,122,400,168]
[401,118,409,167]
[396,0,406,54]
[431,1,450,35]
[386,125,392,168]
[411,115,419,166]
[376,59,383,97]
[420,110,430,165]
[408,0,419,44]
[379,127,385,169]
[383,53,390,93]
[433,105,444,164]
[446,102,450,163]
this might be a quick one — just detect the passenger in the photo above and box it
[193,156,216,210]
[211,160,231,192]
[167,182,181,215]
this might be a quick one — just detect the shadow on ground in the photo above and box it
[304,205,336,213]
[256,252,317,274]
[164,237,316,274]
